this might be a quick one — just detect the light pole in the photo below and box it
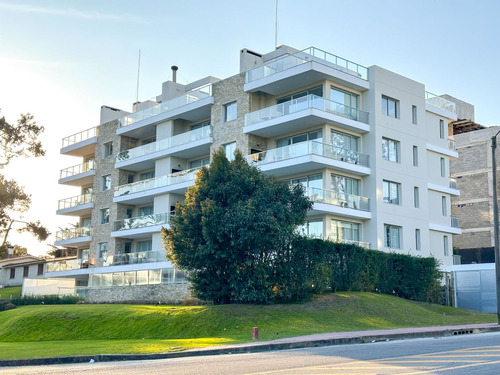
[491,130,500,324]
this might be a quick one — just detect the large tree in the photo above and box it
[0,111,49,258]
[162,149,312,304]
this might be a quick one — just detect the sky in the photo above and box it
[0,0,499,256]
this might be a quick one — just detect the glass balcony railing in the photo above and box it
[448,138,456,151]
[247,141,369,168]
[425,92,456,114]
[108,250,165,266]
[246,47,368,83]
[113,212,173,231]
[60,160,95,179]
[245,94,369,127]
[307,187,369,211]
[46,259,82,272]
[118,85,212,128]
[55,227,92,242]
[116,125,211,162]
[62,127,98,148]
[325,235,370,249]
[449,177,457,190]
[58,194,93,210]
[451,215,459,228]
[114,168,199,197]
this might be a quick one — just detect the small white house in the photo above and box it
[0,256,45,288]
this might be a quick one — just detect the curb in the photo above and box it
[1,325,500,367]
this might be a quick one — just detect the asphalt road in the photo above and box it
[3,332,500,374]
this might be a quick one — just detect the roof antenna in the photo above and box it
[275,0,279,48]
[136,49,141,103]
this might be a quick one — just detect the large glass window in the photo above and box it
[330,87,359,120]
[98,243,108,259]
[382,137,399,162]
[190,120,211,131]
[298,219,324,238]
[330,220,360,243]
[102,175,111,191]
[382,95,399,118]
[140,171,154,181]
[189,157,210,169]
[276,129,322,148]
[385,224,402,249]
[139,206,153,216]
[331,130,359,152]
[224,101,237,122]
[223,142,236,161]
[291,174,323,194]
[277,86,323,104]
[137,240,152,252]
[383,180,401,205]
[331,174,360,196]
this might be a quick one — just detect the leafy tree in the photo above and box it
[0,111,49,258]
[162,149,312,304]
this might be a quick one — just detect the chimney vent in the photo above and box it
[171,65,178,83]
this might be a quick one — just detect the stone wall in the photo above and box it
[85,283,191,304]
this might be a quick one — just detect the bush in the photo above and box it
[11,295,81,306]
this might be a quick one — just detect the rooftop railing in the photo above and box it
[425,92,456,114]
[58,194,93,211]
[117,125,211,162]
[245,94,369,127]
[118,84,212,128]
[246,47,368,83]
[60,160,95,179]
[307,187,369,211]
[247,140,369,168]
[113,212,173,231]
[62,127,98,148]
[55,227,92,242]
[114,168,199,197]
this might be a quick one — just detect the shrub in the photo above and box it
[11,295,81,306]
[0,301,16,311]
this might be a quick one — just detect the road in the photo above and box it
[2,332,500,374]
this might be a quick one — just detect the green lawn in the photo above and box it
[0,292,495,360]
[0,286,21,300]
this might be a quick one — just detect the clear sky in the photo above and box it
[0,0,498,256]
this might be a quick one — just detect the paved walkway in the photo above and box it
[1,323,500,367]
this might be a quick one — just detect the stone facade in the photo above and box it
[85,283,191,304]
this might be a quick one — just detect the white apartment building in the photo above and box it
[48,45,460,302]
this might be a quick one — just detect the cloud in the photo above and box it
[0,2,145,22]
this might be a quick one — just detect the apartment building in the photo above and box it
[49,45,460,302]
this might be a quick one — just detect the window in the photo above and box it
[137,240,152,252]
[9,268,15,279]
[139,206,153,216]
[331,130,359,151]
[415,229,421,251]
[439,119,445,139]
[290,174,323,197]
[331,174,360,196]
[383,180,401,205]
[140,171,154,181]
[443,235,449,256]
[442,196,447,216]
[102,175,111,191]
[103,142,113,158]
[277,129,322,148]
[224,101,237,122]
[384,224,402,249]
[98,243,108,259]
[440,157,446,177]
[298,219,324,238]
[382,137,399,162]
[23,266,29,277]
[37,263,44,275]
[223,142,236,161]
[412,146,418,167]
[189,157,210,169]
[414,186,419,208]
[382,95,398,118]
[330,86,359,120]
[331,220,360,243]
[412,105,417,124]
[141,137,156,145]
[100,208,109,224]
[191,120,211,131]
[277,85,323,104]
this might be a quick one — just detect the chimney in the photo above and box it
[171,65,178,83]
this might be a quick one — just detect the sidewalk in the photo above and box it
[1,323,499,367]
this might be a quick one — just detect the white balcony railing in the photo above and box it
[58,194,93,210]
[113,212,173,231]
[55,227,92,242]
[425,92,456,114]
[116,125,211,162]
[114,168,199,197]
[245,94,369,127]
[307,187,369,211]
[247,141,369,168]
[118,85,212,128]
[60,160,95,179]
[46,259,83,272]
[106,250,164,266]
[61,127,98,148]
[246,47,368,83]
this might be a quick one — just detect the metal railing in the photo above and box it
[425,92,456,114]
[307,187,369,211]
[114,168,199,197]
[62,127,98,148]
[451,215,460,228]
[113,212,173,231]
[246,47,368,83]
[58,194,93,210]
[245,94,369,127]
[55,227,92,241]
[60,160,95,179]
[116,125,211,162]
[247,140,369,167]
[118,84,212,128]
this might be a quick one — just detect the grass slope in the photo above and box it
[0,286,21,300]
[0,292,494,360]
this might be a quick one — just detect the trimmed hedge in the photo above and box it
[294,237,442,303]
[10,295,81,306]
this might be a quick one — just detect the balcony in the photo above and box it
[57,194,93,216]
[61,127,98,157]
[326,236,370,249]
[247,141,370,177]
[448,139,456,151]
[245,47,369,95]
[59,160,96,186]
[244,95,369,138]
[46,258,86,273]
[425,92,456,114]
[307,187,371,220]
[98,250,165,267]
[117,85,214,138]
[111,212,173,238]
[427,177,460,196]
[116,125,212,171]
[113,169,198,205]
[54,227,92,247]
